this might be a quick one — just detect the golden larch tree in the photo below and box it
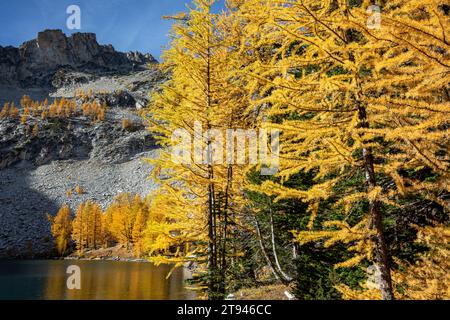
[48,205,72,256]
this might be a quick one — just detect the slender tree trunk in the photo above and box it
[292,244,298,259]
[208,181,217,296]
[254,217,280,281]
[219,166,233,295]
[269,208,292,283]
[212,186,217,268]
[231,207,236,268]
[206,146,218,297]
[345,19,394,296]
[358,104,394,300]
[205,21,219,298]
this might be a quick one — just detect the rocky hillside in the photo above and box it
[0,31,164,258]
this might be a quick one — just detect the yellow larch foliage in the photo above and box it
[8,102,19,117]
[41,109,48,120]
[132,195,149,257]
[72,201,103,254]
[47,205,72,256]
[0,95,107,123]
[53,193,151,254]
[105,193,142,247]
[143,186,207,268]
[337,224,449,300]
[31,123,39,137]
[294,218,375,269]
[74,185,84,195]
[81,101,106,122]
[20,106,30,124]
[121,118,132,130]
[0,102,9,119]
[394,224,450,300]
[145,0,254,297]
[101,208,115,248]
[235,0,449,299]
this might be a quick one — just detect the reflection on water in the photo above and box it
[0,260,196,300]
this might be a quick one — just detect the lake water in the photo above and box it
[0,260,197,300]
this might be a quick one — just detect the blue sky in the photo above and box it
[0,0,225,60]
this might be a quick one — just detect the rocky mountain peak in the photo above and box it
[0,29,158,88]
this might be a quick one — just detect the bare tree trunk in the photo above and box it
[208,181,217,296]
[292,244,298,259]
[206,132,217,297]
[219,166,233,295]
[231,208,236,268]
[205,21,219,298]
[254,217,280,281]
[269,208,292,282]
[358,104,394,300]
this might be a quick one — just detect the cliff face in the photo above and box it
[0,29,157,87]
[0,46,21,85]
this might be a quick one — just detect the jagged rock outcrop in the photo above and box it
[0,29,157,87]
[126,51,156,65]
[83,90,137,109]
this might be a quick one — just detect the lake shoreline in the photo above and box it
[63,256,149,263]
[0,256,149,263]
[64,244,147,262]
[0,244,148,262]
